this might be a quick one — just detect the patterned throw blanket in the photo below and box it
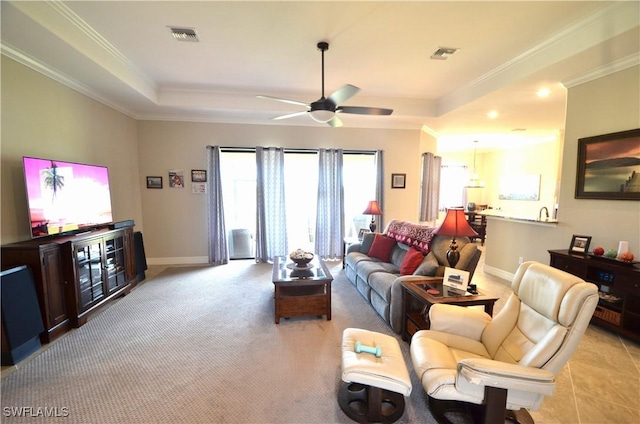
[384,220,436,254]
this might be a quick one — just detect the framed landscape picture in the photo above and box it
[575,128,640,200]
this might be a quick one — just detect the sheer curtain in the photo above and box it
[419,152,442,223]
[314,149,344,259]
[374,150,384,231]
[255,147,288,263]
[207,145,228,265]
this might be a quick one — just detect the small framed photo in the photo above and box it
[191,169,207,182]
[146,176,163,189]
[358,228,370,240]
[391,173,406,189]
[569,235,592,254]
[443,267,470,293]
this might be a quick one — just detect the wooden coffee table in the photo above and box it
[272,256,333,324]
[400,278,499,341]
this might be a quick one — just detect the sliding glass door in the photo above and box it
[220,149,376,259]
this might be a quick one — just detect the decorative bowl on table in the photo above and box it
[290,249,314,268]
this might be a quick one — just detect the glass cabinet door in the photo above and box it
[105,235,128,293]
[75,241,105,309]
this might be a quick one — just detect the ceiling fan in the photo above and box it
[257,42,393,127]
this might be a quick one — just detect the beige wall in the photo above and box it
[1,57,143,244]
[484,65,640,279]
[136,121,424,263]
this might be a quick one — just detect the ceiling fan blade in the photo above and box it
[327,84,360,106]
[337,106,393,116]
[327,115,343,127]
[272,111,308,121]
[256,95,310,108]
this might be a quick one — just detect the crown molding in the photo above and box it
[562,53,640,88]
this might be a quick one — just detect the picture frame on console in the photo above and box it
[569,235,591,254]
[575,128,640,200]
[146,176,163,189]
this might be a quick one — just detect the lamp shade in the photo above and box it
[363,200,382,215]
[435,208,478,238]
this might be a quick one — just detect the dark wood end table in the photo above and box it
[272,256,333,324]
[400,278,499,341]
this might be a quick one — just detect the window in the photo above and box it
[220,149,377,257]
[343,153,376,237]
[439,164,468,211]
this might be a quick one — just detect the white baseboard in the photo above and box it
[147,256,209,266]
[482,264,514,282]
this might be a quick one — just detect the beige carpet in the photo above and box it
[1,261,436,423]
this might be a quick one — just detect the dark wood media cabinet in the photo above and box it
[549,249,640,342]
[1,227,136,343]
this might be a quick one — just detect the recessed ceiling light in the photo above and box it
[487,110,499,119]
[537,88,550,98]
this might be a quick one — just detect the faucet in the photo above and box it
[538,206,549,221]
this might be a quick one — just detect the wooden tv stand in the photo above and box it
[549,249,640,342]
[1,226,136,343]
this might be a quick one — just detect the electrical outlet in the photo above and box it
[518,256,524,264]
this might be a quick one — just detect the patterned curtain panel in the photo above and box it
[255,147,288,263]
[314,149,344,259]
[419,152,442,223]
[207,146,228,265]
[374,150,385,231]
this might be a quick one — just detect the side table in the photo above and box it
[400,278,499,341]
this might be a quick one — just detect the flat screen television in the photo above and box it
[23,156,113,238]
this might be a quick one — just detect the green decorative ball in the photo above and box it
[604,249,618,258]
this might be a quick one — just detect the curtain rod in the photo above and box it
[207,146,376,155]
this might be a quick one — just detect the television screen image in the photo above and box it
[23,157,113,238]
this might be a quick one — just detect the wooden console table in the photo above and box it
[1,227,136,342]
[549,249,640,342]
[400,278,498,341]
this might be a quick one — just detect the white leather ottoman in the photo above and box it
[339,328,412,423]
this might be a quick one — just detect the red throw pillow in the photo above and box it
[368,234,396,262]
[400,247,424,275]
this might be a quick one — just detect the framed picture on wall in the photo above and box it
[146,176,163,189]
[575,128,640,200]
[391,173,406,189]
[191,169,207,182]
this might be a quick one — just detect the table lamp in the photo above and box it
[363,200,382,232]
[434,208,478,267]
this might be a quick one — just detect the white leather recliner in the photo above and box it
[410,261,598,423]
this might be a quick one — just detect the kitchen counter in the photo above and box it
[481,210,559,226]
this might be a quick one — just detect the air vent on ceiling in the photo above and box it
[170,27,199,42]
[430,47,458,60]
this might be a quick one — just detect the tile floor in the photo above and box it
[472,249,640,423]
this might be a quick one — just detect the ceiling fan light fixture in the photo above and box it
[309,109,335,123]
